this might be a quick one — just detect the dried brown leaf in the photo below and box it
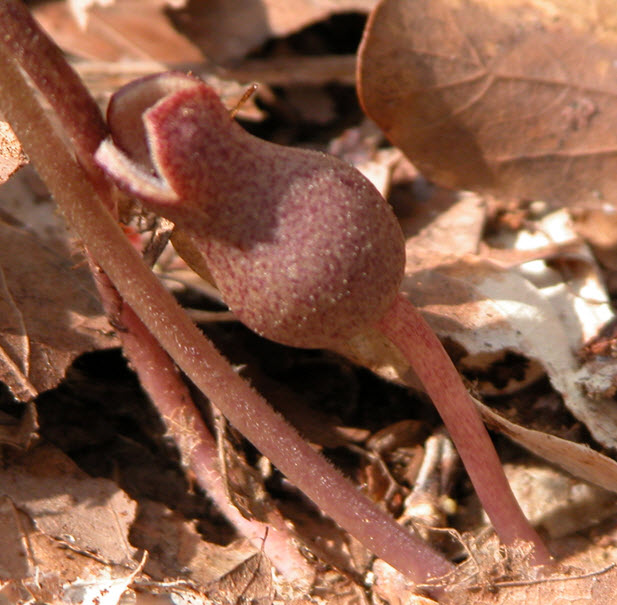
[571,207,617,271]
[62,556,145,605]
[0,496,31,580]
[131,500,258,585]
[358,0,617,205]
[204,552,274,604]
[34,0,202,63]
[0,403,37,449]
[0,445,143,602]
[68,0,186,29]
[0,166,68,242]
[0,508,137,605]
[172,0,377,64]
[0,219,115,400]
[0,443,137,565]
[480,401,617,495]
[223,54,358,87]
[215,416,276,524]
[403,190,486,266]
[0,121,27,185]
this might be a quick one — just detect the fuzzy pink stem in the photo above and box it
[91,270,315,584]
[377,293,552,565]
[0,35,453,585]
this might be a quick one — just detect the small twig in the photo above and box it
[488,562,616,588]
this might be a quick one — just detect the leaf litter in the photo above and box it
[5,0,617,602]
[0,206,115,401]
[358,0,617,206]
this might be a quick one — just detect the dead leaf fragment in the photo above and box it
[204,552,274,605]
[131,500,258,586]
[34,0,202,63]
[172,0,377,64]
[0,443,140,604]
[0,219,115,400]
[358,0,617,205]
[0,510,138,605]
[62,553,145,605]
[479,401,617,496]
[0,443,137,566]
[0,122,27,185]
[0,403,37,449]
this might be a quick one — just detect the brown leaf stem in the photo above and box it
[377,293,552,566]
[0,13,454,585]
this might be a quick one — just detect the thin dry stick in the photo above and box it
[0,28,453,586]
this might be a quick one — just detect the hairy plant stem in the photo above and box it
[92,268,315,584]
[0,14,453,585]
[378,294,552,565]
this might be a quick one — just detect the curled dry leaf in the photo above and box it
[0,218,115,400]
[358,0,617,205]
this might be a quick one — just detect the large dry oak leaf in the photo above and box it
[358,0,617,205]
